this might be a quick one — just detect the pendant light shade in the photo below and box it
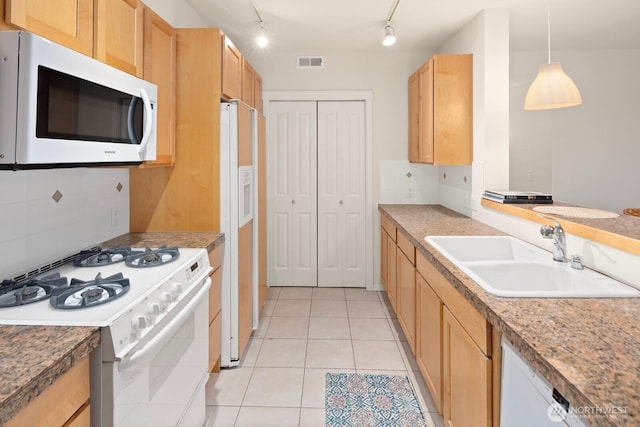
[524,62,582,110]
[524,8,582,110]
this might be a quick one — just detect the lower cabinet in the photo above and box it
[208,245,223,373]
[443,307,492,427]
[380,226,496,427]
[5,356,90,427]
[416,273,443,413]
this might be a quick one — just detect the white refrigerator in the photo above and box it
[220,101,259,367]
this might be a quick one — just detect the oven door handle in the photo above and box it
[118,278,211,369]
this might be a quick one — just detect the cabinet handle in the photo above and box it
[339,200,344,205]
[292,199,296,204]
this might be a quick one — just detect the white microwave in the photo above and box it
[0,31,157,169]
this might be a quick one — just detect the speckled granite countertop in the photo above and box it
[0,232,223,424]
[380,204,640,427]
[100,231,225,253]
[0,326,100,424]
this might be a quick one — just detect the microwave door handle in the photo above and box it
[136,88,153,154]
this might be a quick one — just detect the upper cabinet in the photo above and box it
[4,0,94,55]
[141,6,176,167]
[221,33,263,111]
[221,34,242,100]
[408,54,473,165]
[94,0,144,77]
[241,58,255,107]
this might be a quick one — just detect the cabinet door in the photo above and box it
[416,273,443,413]
[5,0,93,55]
[418,59,434,163]
[381,228,388,289]
[222,35,242,100]
[408,71,420,162]
[254,72,263,113]
[443,307,492,427]
[241,59,255,107]
[141,6,176,167]
[386,236,397,311]
[94,0,144,77]
[397,248,416,354]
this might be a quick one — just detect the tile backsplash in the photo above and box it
[0,168,129,279]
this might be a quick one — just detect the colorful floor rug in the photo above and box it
[325,373,427,427]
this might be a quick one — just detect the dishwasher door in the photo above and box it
[500,339,587,427]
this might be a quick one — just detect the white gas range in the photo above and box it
[0,246,212,427]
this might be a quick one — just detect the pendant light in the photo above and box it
[524,8,582,110]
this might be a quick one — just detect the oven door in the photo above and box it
[99,278,210,427]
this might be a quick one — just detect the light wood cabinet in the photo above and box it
[254,72,263,113]
[4,0,94,55]
[396,231,416,354]
[5,356,90,427]
[208,245,222,372]
[408,54,472,165]
[140,6,176,167]
[94,0,144,77]
[416,271,443,413]
[241,58,255,107]
[443,307,492,427]
[130,28,223,232]
[380,214,397,310]
[222,34,242,100]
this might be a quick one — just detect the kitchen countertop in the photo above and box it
[0,326,100,425]
[0,231,224,424]
[379,204,640,427]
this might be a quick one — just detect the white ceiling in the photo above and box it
[185,0,640,54]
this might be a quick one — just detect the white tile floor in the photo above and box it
[204,287,445,427]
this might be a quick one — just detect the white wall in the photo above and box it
[510,49,640,213]
[141,0,207,28]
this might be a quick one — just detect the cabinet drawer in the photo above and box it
[397,231,415,265]
[417,250,491,355]
[208,245,223,270]
[381,214,397,242]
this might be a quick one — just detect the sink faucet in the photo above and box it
[538,214,567,262]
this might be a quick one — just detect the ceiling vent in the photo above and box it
[297,56,325,69]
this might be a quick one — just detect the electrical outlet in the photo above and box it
[407,187,414,198]
[111,208,119,227]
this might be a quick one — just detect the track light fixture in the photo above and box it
[382,0,400,47]
[250,0,268,47]
[383,21,396,46]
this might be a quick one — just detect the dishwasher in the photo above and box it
[500,339,587,427]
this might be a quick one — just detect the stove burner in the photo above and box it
[74,247,132,267]
[50,273,130,309]
[125,246,180,268]
[0,273,68,308]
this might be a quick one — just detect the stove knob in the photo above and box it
[171,282,183,298]
[131,314,148,331]
[147,302,161,320]
[161,292,173,307]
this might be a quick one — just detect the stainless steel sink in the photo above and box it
[425,236,640,298]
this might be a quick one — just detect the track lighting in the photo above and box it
[257,20,268,47]
[381,0,400,47]
[382,21,396,46]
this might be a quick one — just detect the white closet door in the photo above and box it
[317,101,366,287]
[268,101,317,286]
